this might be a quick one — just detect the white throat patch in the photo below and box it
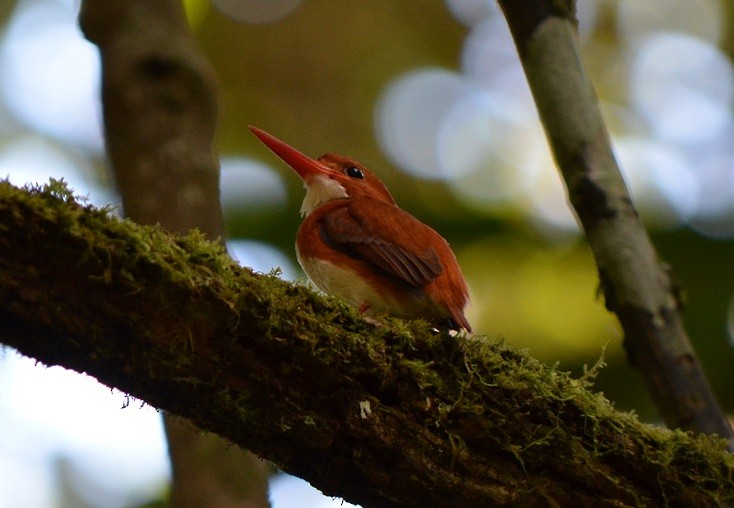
[300,175,348,216]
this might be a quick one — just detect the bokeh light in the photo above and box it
[220,156,288,213]
[460,16,537,122]
[443,98,548,208]
[375,68,481,180]
[525,152,580,234]
[0,0,103,152]
[373,0,734,240]
[444,0,499,27]
[613,136,698,227]
[629,32,733,145]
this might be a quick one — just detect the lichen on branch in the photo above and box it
[0,180,732,507]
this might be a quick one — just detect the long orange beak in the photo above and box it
[249,126,329,181]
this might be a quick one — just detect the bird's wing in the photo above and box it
[319,201,444,287]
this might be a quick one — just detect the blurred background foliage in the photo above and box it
[1,0,733,506]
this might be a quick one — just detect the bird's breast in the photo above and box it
[296,252,393,313]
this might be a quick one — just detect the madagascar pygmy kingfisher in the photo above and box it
[249,126,472,332]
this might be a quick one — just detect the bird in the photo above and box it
[249,126,471,332]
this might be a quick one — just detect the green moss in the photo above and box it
[1,179,733,505]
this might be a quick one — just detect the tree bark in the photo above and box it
[1,180,732,507]
[78,1,271,506]
[497,0,734,448]
[78,0,224,235]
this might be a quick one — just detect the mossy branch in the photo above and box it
[1,180,732,507]
[78,1,270,504]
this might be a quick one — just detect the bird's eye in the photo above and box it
[345,166,364,179]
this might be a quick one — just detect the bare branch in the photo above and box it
[497,0,734,447]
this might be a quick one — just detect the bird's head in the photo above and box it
[250,126,396,216]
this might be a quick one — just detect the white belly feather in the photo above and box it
[297,254,396,315]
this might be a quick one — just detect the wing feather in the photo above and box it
[319,202,443,288]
